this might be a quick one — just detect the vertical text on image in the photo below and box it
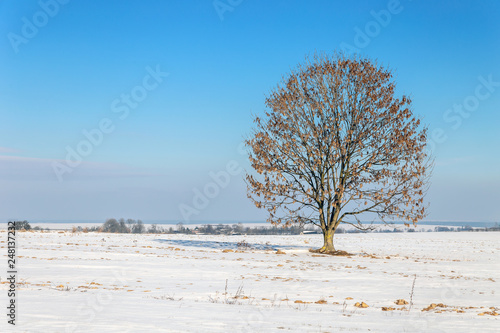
[6,221,18,325]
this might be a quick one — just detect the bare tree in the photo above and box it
[132,220,145,234]
[246,53,432,253]
[102,218,120,233]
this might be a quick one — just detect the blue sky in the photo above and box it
[0,0,499,222]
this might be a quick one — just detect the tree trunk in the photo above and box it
[318,228,335,253]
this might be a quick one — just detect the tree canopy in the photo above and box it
[246,53,432,253]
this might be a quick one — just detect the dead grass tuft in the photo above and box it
[354,302,369,308]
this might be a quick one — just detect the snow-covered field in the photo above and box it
[0,230,498,332]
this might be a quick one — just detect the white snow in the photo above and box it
[0,230,498,332]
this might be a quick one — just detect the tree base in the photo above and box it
[309,248,352,256]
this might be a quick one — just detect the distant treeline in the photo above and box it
[67,220,500,235]
[75,220,311,235]
[193,223,308,235]
[73,218,147,233]
[7,220,500,235]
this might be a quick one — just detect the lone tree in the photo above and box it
[246,54,432,253]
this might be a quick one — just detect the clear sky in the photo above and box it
[1,0,499,223]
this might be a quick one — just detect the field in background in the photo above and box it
[0,231,498,332]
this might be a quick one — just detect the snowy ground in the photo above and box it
[0,230,498,332]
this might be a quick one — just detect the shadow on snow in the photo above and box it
[153,238,310,251]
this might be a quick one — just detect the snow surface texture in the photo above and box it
[0,230,498,332]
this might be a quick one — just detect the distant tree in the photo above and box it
[233,222,244,234]
[102,218,120,233]
[132,220,145,234]
[13,220,31,230]
[205,224,214,234]
[126,218,135,229]
[246,53,432,253]
[148,224,158,234]
[118,218,129,233]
